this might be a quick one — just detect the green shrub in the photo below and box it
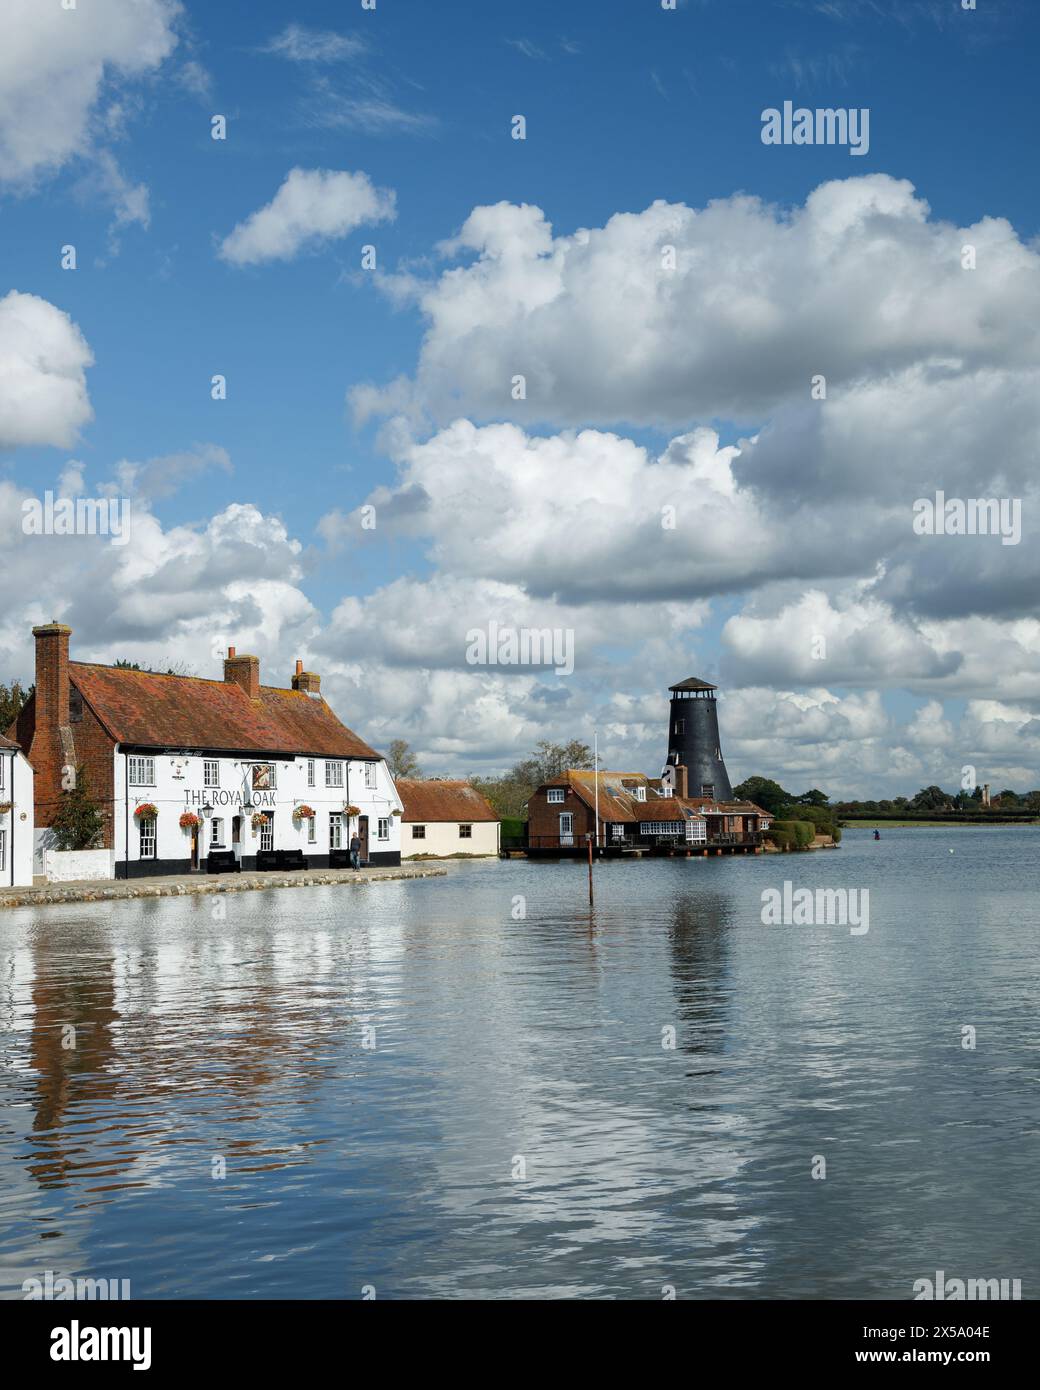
[768,819,815,850]
[500,816,525,840]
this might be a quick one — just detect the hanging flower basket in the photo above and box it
[179,812,201,831]
[134,803,158,821]
[344,805,361,818]
[0,802,12,816]
[391,808,402,817]
[251,812,271,831]
[292,805,316,822]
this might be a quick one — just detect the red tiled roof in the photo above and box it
[69,663,378,759]
[0,733,20,751]
[397,779,498,823]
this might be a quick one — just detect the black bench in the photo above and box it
[207,851,240,874]
[255,849,310,872]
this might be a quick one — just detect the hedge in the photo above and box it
[766,819,816,850]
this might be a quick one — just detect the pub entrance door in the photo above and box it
[358,815,370,864]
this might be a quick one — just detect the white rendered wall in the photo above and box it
[112,750,403,867]
[402,820,499,858]
[1,752,35,887]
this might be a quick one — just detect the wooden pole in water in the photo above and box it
[586,833,594,906]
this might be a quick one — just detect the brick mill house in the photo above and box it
[524,675,772,857]
[7,624,403,878]
[396,779,500,858]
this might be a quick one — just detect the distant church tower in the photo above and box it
[665,677,733,801]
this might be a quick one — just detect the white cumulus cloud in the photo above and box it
[219,168,396,267]
[0,291,94,449]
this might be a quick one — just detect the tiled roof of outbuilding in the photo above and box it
[69,662,378,759]
[0,733,20,750]
[397,779,498,823]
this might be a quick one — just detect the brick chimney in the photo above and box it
[291,658,321,694]
[674,763,688,799]
[224,647,260,700]
[33,622,72,727]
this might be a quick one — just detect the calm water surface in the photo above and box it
[1,828,1037,1300]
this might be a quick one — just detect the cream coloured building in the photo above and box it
[397,779,499,858]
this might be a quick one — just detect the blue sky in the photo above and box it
[2,0,1039,795]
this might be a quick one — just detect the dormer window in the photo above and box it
[634,786,646,802]
[547,788,565,804]
[701,784,714,798]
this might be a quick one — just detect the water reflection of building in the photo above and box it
[667,892,733,1058]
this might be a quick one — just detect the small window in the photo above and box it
[139,820,156,859]
[204,760,220,788]
[307,759,315,788]
[307,816,316,844]
[411,825,426,839]
[364,764,377,790]
[129,756,155,786]
[634,786,646,802]
[459,824,472,839]
[611,824,625,840]
[377,818,389,840]
[70,688,83,723]
[0,828,6,871]
[701,784,715,799]
[210,817,225,848]
[673,719,684,735]
[547,788,565,804]
[325,761,344,788]
[329,814,342,850]
[0,756,5,792]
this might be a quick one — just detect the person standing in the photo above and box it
[350,831,362,870]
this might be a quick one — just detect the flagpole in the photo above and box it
[594,729,600,851]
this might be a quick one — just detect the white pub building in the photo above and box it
[8,626,402,879]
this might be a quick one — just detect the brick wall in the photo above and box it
[527,785,593,842]
[13,628,117,846]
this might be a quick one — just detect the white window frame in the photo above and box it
[128,755,155,787]
[259,816,274,852]
[204,760,220,788]
[643,821,682,835]
[377,818,389,840]
[0,827,6,871]
[329,814,342,851]
[210,817,225,848]
[634,786,647,802]
[325,761,344,788]
[547,788,565,804]
[0,756,5,792]
[611,824,625,840]
[364,764,377,790]
[307,759,315,788]
[685,818,706,843]
[307,815,317,844]
[139,820,156,859]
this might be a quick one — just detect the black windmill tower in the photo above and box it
[665,677,733,801]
